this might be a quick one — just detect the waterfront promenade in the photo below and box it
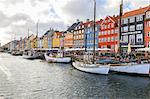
[0,53,150,98]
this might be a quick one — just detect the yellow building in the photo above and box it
[52,31,62,48]
[27,34,35,50]
[43,33,48,48]
[33,36,38,49]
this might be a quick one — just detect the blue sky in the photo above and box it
[0,0,149,45]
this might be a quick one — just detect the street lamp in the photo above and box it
[93,0,96,64]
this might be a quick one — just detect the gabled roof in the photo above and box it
[146,5,150,12]
[44,29,54,37]
[84,19,102,28]
[123,6,149,18]
[67,22,81,32]
[29,34,34,37]
[101,16,118,25]
[54,31,62,36]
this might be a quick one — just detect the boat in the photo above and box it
[110,63,150,75]
[109,42,150,75]
[11,50,23,56]
[71,1,111,75]
[23,51,42,60]
[72,61,110,74]
[44,53,71,63]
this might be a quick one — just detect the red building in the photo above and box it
[98,16,119,50]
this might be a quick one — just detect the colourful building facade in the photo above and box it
[99,16,118,49]
[85,20,101,49]
[43,33,48,49]
[145,7,150,47]
[73,22,85,48]
[64,32,73,48]
[52,31,62,48]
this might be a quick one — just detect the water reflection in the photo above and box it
[0,53,150,98]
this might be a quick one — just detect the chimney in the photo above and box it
[86,19,90,22]
[77,19,80,22]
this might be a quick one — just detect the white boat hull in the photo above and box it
[23,55,39,59]
[110,64,150,75]
[72,61,109,75]
[44,53,71,63]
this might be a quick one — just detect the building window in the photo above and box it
[146,11,150,19]
[129,25,135,31]
[123,18,128,24]
[108,37,110,42]
[82,25,84,28]
[136,24,143,30]
[108,24,110,28]
[82,30,84,33]
[105,25,107,29]
[101,31,103,35]
[129,17,135,23]
[108,30,110,34]
[147,21,150,27]
[148,42,150,47]
[136,34,143,43]
[95,27,98,31]
[111,37,114,41]
[99,32,101,35]
[136,15,143,22]
[115,37,118,41]
[129,35,135,44]
[123,26,128,32]
[148,32,150,37]
[99,38,101,42]
[115,29,118,33]
[122,35,128,42]
[111,29,114,34]
[90,28,92,32]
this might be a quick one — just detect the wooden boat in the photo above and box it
[110,63,150,75]
[23,51,41,60]
[44,53,71,63]
[72,61,110,75]
[11,51,22,56]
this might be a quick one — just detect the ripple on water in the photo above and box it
[0,53,150,98]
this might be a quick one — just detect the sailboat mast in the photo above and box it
[36,20,39,48]
[93,0,96,64]
[62,32,64,57]
[119,0,123,53]
[28,28,29,50]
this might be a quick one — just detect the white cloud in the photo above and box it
[0,0,150,45]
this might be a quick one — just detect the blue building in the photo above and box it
[85,21,100,50]
[47,29,54,49]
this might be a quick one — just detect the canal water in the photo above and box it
[0,53,150,99]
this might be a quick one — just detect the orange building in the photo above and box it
[52,31,62,48]
[145,6,150,47]
[99,16,119,49]
[64,32,73,48]
[64,22,81,49]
